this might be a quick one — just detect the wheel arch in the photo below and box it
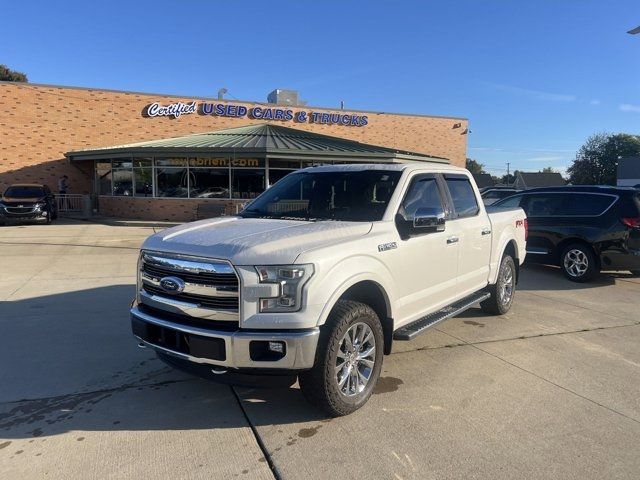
[321,279,394,355]
[503,239,520,283]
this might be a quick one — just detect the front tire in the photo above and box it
[560,243,597,282]
[481,254,516,315]
[299,300,384,417]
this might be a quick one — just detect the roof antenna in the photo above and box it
[217,88,228,100]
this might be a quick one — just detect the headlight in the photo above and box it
[255,264,314,312]
[34,201,46,210]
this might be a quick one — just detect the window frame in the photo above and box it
[442,173,481,219]
[516,192,619,218]
[397,173,451,220]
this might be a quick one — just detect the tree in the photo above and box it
[540,167,556,173]
[567,133,640,185]
[500,170,518,185]
[465,158,486,175]
[0,65,28,82]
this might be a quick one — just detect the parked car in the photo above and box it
[492,186,640,281]
[480,186,519,205]
[0,184,57,224]
[130,163,527,416]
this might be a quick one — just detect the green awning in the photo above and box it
[65,124,449,164]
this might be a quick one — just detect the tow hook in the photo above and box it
[211,367,228,375]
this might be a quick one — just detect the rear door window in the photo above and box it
[560,193,617,216]
[444,176,479,218]
[524,194,565,216]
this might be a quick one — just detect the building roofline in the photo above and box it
[0,80,469,122]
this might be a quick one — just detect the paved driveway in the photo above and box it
[1,219,639,479]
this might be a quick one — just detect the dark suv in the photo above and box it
[0,184,58,224]
[493,186,640,282]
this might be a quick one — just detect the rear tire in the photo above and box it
[298,300,384,417]
[560,243,597,282]
[481,254,516,315]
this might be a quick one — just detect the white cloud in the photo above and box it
[620,103,640,113]
[488,82,576,102]
[589,99,601,105]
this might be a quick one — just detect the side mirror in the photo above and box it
[412,207,446,233]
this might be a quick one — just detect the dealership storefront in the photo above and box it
[0,82,468,221]
[66,124,446,216]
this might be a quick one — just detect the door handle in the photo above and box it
[481,228,492,235]
[446,236,459,244]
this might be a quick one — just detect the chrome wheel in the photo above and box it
[498,261,514,306]
[335,322,376,397]
[564,249,589,277]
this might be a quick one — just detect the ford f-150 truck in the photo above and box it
[131,163,527,416]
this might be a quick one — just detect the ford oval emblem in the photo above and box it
[159,276,185,294]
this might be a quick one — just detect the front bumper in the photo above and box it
[0,208,48,221]
[131,305,319,371]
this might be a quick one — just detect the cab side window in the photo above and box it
[445,177,479,218]
[401,177,444,219]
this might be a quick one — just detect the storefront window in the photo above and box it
[156,168,189,197]
[112,159,133,169]
[232,169,265,199]
[134,168,153,197]
[113,169,133,196]
[94,156,285,199]
[156,158,188,167]
[133,158,152,168]
[190,169,230,198]
[269,169,295,186]
[96,162,112,195]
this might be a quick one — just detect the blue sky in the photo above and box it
[3,0,639,177]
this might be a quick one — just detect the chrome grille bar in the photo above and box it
[141,252,235,275]
[138,250,240,322]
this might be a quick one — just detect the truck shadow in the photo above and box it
[0,285,328,441]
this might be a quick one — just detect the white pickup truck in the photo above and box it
[131,163,527,415]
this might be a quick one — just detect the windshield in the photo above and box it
[4,186,45,198]
[240,170,402,221]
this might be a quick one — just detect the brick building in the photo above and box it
[0,81,469,221]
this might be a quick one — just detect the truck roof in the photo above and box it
[300,162,467,174]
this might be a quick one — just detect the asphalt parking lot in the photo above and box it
[1,219,639,480]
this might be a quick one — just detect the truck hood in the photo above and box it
[142,216,372,265]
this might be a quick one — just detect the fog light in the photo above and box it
[268,341,285,354]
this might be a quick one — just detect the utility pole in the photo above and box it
[506,162,511,185]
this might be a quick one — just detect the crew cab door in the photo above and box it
[443,174,492,296]
[391,174,460,323]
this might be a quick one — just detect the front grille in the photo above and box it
[142,283,238,310]
[6,206,36,214]
[139,251,240,324]
[142,263,238,286]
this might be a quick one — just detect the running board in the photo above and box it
[393,291,491,341]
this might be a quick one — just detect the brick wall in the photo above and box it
[1,82,468,220]
[98,196,243,222]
